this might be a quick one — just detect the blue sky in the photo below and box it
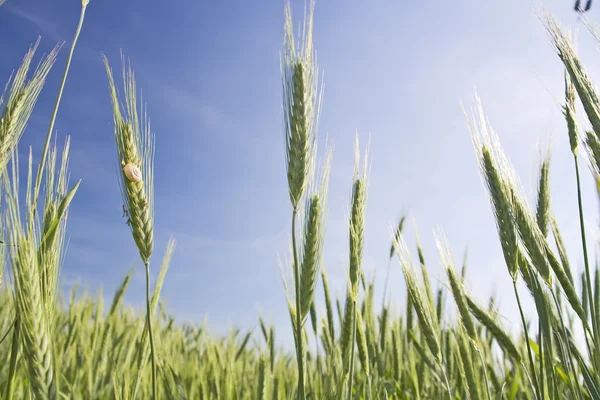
[1,0,600,349]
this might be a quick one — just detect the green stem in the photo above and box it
[440,363,452,400]
[574,157,599,351]
[550,291,584,400]
[474,342,492,400]
[145,261,157,400]
[347,298,357,400]
[6,316,20,400]
[521,361,537,398]
[513,280,541,400]
[32,3,87,212]
[292,210,305,400]
[538,320,545,400]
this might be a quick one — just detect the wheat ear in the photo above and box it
[0,40,59,174]
[4,153,56,399]
[103,54,154,264]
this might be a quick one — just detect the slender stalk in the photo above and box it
[474,344,492,400]
[439,363,452,400]
[32,3,87,210]
[538,320,545,400]
[521,361,538,398]
[5,315,20,399]
[347,299,357,400]
[550,290,584,400]
[292,210,305,400]
[574,157,599,345]
[513,281,541,400]
[144,261,157,400]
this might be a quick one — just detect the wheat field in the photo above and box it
[0,0,600,399]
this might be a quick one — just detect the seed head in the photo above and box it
[103,54,155,264]
[563,70,579,155]
[282,0,322,210]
